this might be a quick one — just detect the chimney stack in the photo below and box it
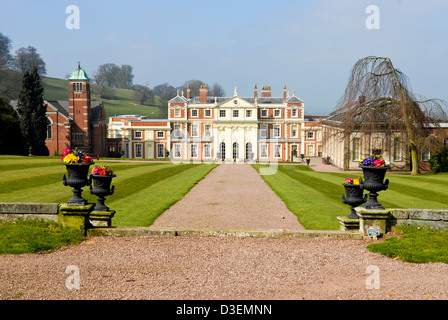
[199,85,208,103]
[261,85,271,98]
[187,84,191,100]
[283,84,287,101]
[254,84,258,101]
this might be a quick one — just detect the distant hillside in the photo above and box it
[41,77,167,119]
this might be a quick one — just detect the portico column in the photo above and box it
[251,125,258,161]
[234,126,243,162]
[213,126,220,160]
[225,127,232,161]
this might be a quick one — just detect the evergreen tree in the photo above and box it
[0,97,25,154]
[16,66,49,155]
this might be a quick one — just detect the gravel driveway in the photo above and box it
[151,163,305,230]
[1,163,447,301]
[1,236,448,300]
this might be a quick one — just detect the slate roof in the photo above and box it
[168,95,188,103]
[187,96,304,105]
[168,86,305,106]
[90,101,104,121]
[285,95,305,103]
[10,99,104,121]
[46,100,70,118]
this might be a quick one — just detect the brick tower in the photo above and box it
[68,64,91,153]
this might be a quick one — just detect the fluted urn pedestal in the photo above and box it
[62,162,93,205]
[89,174,116,212]
[342,184,367,219]
[359,165,390,210]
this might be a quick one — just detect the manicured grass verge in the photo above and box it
[0,156,218,227]
[252,164,448,230]
[111,163,218,226]
[367,226,448,264]
[0,220,85,255]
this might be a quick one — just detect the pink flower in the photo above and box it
[83,155,92,163]
[63,148,71,156]
[373,159,385,167]
[345,178,353,183]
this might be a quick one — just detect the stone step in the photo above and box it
[87,226,363,240]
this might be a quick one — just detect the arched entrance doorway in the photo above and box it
[233,142,239,160]
[246,142,253,160]
[219,142,226,160]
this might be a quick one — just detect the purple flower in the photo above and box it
[362,157,374,165]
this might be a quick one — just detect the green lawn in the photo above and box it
[2,157,447,230]
[0,156,217,227]
[253,164,448,230]
[0,219,85,254]
[2,157,448,263]
[367,226,448,264]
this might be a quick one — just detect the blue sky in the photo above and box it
[1,0,447,114]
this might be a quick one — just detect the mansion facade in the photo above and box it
[9,63,442,170]
[109,85,326,162]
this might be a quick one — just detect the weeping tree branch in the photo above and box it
[333,56,448,175]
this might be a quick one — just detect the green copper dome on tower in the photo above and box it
[69,63,90,80]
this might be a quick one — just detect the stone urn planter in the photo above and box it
[89,173,116,212]
[359,165,390,209]
[342,184,366,219]
[62,162,93,205]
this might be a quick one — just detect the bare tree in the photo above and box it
[133,84,153,105]
[209,82,226,97]
[93,72,114,99]
[0,32,13,71]
[153,83,177,101]
[94,63,134,89]
[120,64,134,89]
[335,56,448,175]
[13,46,46,75]
[180,80,206,98]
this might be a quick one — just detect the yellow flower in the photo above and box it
[353,179,360,185]
[63,154,80,164]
